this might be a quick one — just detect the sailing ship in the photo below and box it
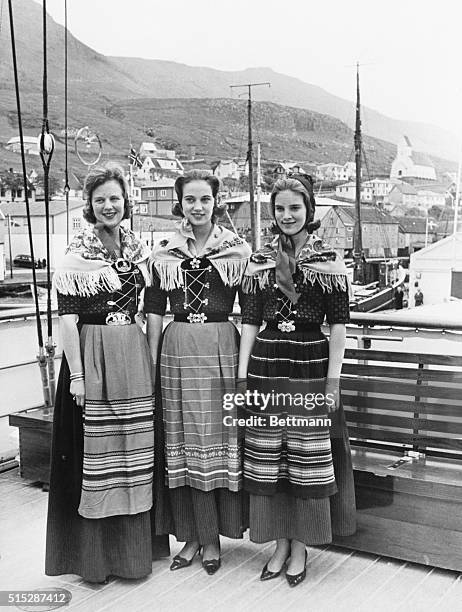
[347,64,406,312]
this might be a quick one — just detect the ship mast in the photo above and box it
[353,62,365,284]
[230,81,270,249]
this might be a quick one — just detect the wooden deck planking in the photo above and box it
[241,547,354,612]
[435,574,462,611]
[357,563,434,611]
[396,568,462,611]
[278,550,376,612]
[2,468,462,612]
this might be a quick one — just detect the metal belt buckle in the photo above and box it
[187,312,208,324]
[105,311,131,325]
[278,320,295,332]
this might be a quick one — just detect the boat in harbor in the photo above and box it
[345,65,406,312]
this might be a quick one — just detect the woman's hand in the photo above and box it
[324,380,340,413]
[70,378,85,408]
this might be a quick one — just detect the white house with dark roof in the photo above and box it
[213,160,241,181]
[272,162,306,179]
[0,199,90,266]
[390,136,437,181]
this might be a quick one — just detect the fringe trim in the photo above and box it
[153,260,185,291]
[154,258,248,290]
[211,259,248,287]
[52,267,122,297]
[301,269,348,293]
[243,269,348,294]
[242,270,271,293]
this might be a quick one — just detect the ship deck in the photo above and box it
[1,467,461,612]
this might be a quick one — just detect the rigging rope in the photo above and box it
[64,0,70,243]
[39,0,56,406]
[7,0,52,407]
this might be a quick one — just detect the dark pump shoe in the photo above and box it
[260,555,290,581]
[202,557,221,575]
[286,550,307,588]
[169,547,201,571]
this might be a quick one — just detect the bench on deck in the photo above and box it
[334,348,462,572]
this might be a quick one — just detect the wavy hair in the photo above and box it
[83,163,131,224]
[270,175,320,234]
[172,169,227,222]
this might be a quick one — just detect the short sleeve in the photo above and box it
[240,286,264,326]
[57,291,85,315]
[324,287,350,324]
[144,268,168,316]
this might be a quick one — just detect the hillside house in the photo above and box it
[388,182,419,209]
[316,163,348,182]
[136,156,183,181]
[0,199,87,266]
[5,136,39,156]
[0,171,36,203]
[139,179,176,217]
[416,187,448,209]
[223,194,273,236]
[272,162,306,179]
[316,162,357,182]
[390,136,437,181]
[318,205,400,257]
[335,182,373,202]
[397,216,436,252]
[213,160,241,181]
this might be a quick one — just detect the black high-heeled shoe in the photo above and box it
[285,550,307,588]
[202,543,221,575]
[170,545,201,571]
[260,553,290,581]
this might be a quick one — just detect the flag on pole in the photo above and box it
[129,146,142,168]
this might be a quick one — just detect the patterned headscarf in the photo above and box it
[243,233,350,302]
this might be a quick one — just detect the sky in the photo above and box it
[35,0,462,137]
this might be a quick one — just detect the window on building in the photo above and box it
[160,190,167,197]
[148,190,154,197]
[140,204,147,214]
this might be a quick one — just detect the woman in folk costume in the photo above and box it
[239,176,356,587]
[145,170,251,575]
[46,163,169,583]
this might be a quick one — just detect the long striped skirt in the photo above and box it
[160,321,242,492]
[154,321,248,543]
[244,326,356,545]
[46,323,170,582]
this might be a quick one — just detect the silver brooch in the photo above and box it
[190,257,201,269]
[187,312,208,324]
[114,258,131,273]
[278,320,295,332]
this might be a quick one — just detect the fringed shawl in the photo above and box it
[242,233,350,299]
[53,226,151,297]
[151,219,251,290]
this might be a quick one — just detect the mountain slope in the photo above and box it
[0,0,456,172]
